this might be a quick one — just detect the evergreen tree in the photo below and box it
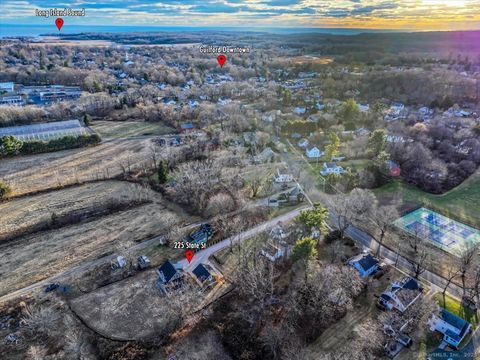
[158,160,168,184]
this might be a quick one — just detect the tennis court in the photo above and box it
[394,207,480,256]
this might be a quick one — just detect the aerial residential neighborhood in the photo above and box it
[0,1,480,360]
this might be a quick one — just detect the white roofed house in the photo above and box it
[428,309,472,349]
[293,107,306,115]
[298,138,309,148]
[274,170,293,183]
[320,162,345,176]
[0,82,14,93]
[359,103,370,112]
[305,146,323,158]
[0,95,25,106]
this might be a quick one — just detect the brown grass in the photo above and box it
[0,138,155,196]
[0,181,194,297]
[69,269,180,341]
[0,181,147,242]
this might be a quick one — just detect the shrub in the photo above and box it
[324,230,342,244]
[0,181,11,200]
[20,134,101,155]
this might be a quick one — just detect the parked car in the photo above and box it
[44,283,60,293]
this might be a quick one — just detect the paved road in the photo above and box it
[176,206,308,271]
[341,222,464,299]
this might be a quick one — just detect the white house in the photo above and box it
[419,106,433,116]
[111,256,127,270]
[320,162,345,175]
[274,171,293,183]
[293,107,306,115]
[428,309,472,349]
[260,242,285,262]
[305,146,322,158]
[379,277,423,313]
[0,82,14,92]
[0,95,25,106]
[359,103,370,112]
[188,100,199,108]
[298,138,309,148]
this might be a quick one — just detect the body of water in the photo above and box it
[0,24,400,38]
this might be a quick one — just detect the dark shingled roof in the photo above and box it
[158,260,177,284]
[357,254,379,271]
[402,278,421,291]
[192,264,211,282]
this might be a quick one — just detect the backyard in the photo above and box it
[434,293,479,328]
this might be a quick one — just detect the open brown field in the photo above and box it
[0,181,194,297]
[287,55,334,65]
[0,181,147,241]
[0,138,155,196]
[91,120,175,139]
[70,269,186,341]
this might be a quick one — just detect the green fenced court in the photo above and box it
[394,207,480,256]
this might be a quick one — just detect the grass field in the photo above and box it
[374,169,480,228]
[433,293,479,328]
[91,120,175,139]
[0,181,146,241]
[70,269,177,341]
[0,137,157,196]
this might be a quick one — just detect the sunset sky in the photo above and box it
[1,0,480,30]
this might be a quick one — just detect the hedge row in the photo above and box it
[20,134,101,155]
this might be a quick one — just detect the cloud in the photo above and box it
[260,0,303,5]
[0,0,479,31]
[351,2,399,16]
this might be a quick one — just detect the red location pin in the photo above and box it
[217,54,227,67]
[55,18,64,31]
[185,250,194,263]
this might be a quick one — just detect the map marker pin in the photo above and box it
[55,18,64,31]
[185,250,194,263]
[217,54,227,67]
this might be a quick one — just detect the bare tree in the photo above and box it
[330,319,384,360]
[27,346,48,360]
[322,193,350,239]
[21,305,61,339]
[442,263,460,298]
[457,244,479,297]
[346,188,399,255]
[233,244,276,314]
[148,143,161,170]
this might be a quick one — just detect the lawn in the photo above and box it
[433,292,479,328]
[374,169,480,228]
[91,120,175,139]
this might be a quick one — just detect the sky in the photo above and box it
[1,0,480,31]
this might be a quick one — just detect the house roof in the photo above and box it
[158,260,177,284]
[192,264,212,282]
[307,146,319,152]
[355,254,379,271]
[324,162,337,168]
[440,309,469,338]
[180,123,194,130]
[386,160,400,169]
[402,277,421,291]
